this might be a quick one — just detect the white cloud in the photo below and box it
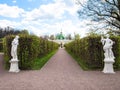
[0,0,90,37]
[22,19,88,37]
[59,20,88,37]
[23,0,83,21]
[53,0,87,15]
[0,4,25,18]
[24,1,66,21]
[12,0,17,3]
[0,20,20,28]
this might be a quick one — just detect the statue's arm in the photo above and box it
[110,39,115,45]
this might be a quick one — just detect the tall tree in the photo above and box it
[43,35,49,40]
[77,0,120,34]
[49,35,55,40]
[0,26,21,38]
[74,33,80,40]
[66,34,72,40]
[20,29,29,35]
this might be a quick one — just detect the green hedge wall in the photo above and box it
[65,36,120,69]
[111,36,120,69]
[3,35,59,70]
[39,38,59,57]
[0,38,3,52]
[0,42,3,52]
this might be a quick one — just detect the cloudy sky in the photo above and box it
[0,0,89,37]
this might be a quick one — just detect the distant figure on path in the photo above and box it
[60,42,63,48]
[101,34,115,59]
[11,35,19,59]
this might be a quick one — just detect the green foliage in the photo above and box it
[20,29,29,35]
[3,35,59,70]
[65,35,120,70]
[31,50,57,70]
[18,35,40,69]
[39,38,59,57]
[0,27,21,38]
[49,35,55,40]
[3,35,13,69]
[111,36,120,69]
[0,38,3,52]
[74,34,80,40]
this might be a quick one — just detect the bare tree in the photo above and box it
[77,0,120,34]
[0,26,24,38]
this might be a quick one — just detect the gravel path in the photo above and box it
[0,53,3,70]
[0,48,120,90]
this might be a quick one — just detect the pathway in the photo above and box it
[0,48,120,90]
[0,53,4,73]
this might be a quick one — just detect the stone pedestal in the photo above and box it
[9,59,20,73]
[103,58,115,74]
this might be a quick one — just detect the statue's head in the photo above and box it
[16,35,19,39]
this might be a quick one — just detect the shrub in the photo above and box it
[3,35,59,70]
[39,38,59,57]
[111,36,120,69]
[65,35,120,70]
[0,40,3,52]
[3,35,40,69]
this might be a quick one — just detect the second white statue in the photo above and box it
[9,35,20,73]
[101,34,115,73]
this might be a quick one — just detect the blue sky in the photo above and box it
[0,0,90,37]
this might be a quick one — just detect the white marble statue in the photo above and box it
[101,34,115,73]
[11,35,19,60]
[9,35,20,73]
[101,34,115,60]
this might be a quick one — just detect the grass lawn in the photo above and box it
[32,50,58,70]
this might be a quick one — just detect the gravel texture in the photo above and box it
[0,48,120,90]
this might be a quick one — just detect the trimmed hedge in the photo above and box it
[39,38,59,57]
[65,36,120,70]
[0,42,3,52]
[111,36,120,69]
[3,35,59,70]
[0,38,3,52]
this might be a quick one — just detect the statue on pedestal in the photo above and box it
[101,34,115,73]
[101,34,115,60]
[9,35,20,73]
[11,35,19,60]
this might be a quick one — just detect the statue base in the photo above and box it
[9,59,20,73]
[102,58,115,74]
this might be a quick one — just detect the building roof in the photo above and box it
[56,32,65,40]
